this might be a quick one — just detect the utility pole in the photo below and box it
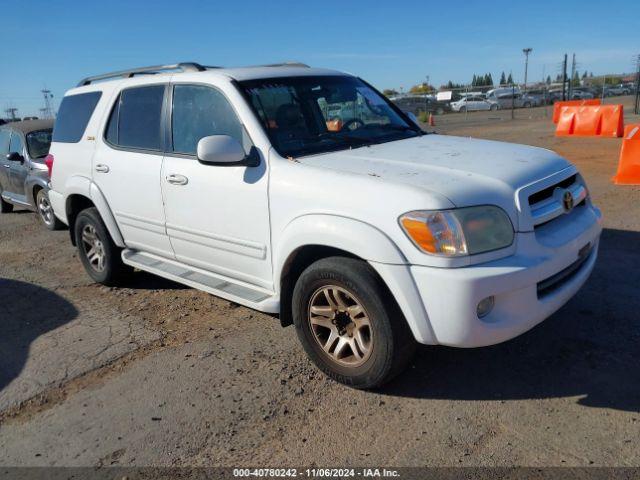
[634,54,640,115]
[4,107,18,121]
[522,48,532,92]
[425,75,430,115]
[41,89,54,118]
[568,53,577,99]
[562,54,568,101]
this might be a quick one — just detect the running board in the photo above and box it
[121,249,279,313]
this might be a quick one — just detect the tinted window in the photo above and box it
[26,129,53,159]
[105,98,119,145]
[53,92,102,143]
[9,132,24,154]
[116,86,164,150]
[171,85,248,155]
[0,130,10,155]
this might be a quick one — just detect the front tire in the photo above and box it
[292,257,417,389]
[36,189,64,230]
[490,104,499,111]
[74,207,130,286]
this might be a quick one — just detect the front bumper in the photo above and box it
[410,205,602,347]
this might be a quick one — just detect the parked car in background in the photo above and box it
[450,95,499,112]
[391,95,451,115]
[607,84,631,96]
[522,92,543,107]
[547,90,566,103]
[47,62,601,389]
[570,89,595,100]
[486,90,532,109]
[0,119,62,229]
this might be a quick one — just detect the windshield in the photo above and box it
[238,76,422,158]
[26,129,53,159]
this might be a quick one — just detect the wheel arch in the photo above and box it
[274,215,428,336]
[63,177,125,248]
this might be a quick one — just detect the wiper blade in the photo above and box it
[319,133,377,149]
[374,124,425,135]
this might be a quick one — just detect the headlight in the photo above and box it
[399,206,514,256]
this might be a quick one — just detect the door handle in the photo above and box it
[95,164,110,173]
[166,174,188,186]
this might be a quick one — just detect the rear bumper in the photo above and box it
[410,206,602,347]
[48,189,67,224]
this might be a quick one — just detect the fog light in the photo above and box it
[476,296,495,318]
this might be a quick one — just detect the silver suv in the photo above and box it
[0,119,62,229]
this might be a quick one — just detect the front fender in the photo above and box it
[274,215,437,344]
[275,214,407,286]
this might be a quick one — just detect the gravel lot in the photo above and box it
[1,106,639,468]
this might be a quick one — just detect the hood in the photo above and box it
[296,134,572,229]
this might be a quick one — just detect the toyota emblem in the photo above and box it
[562,190,574,212]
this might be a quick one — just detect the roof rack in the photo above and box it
[258,62,310,68]
[76,62,216,87]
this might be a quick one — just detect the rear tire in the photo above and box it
[292,256,417,389]
[0,194,13,213]
[74,207,130,286]
[36,189,64,231]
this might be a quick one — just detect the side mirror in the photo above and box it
[6,152,24,163]
[196,135,258,167]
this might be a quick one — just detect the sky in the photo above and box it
[1,0,638,117]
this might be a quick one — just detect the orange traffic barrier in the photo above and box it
[613,124,640,185]
[555,104,624,138]
[428,113,435,127]
[553,99,601,123]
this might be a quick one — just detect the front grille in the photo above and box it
[527,174,588,228]
[537,243,592,298]
[528,174,576,205]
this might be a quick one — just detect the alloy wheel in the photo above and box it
[307,285,373,367]
[81,224,106,272]
[37,191,54,226]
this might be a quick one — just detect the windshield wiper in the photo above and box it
[318,133,377,149]
[372,124,425,136]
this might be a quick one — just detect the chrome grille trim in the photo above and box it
[529,181,588,226]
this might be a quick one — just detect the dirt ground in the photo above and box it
[0,106,639,469]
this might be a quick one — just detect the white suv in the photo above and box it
[47,62,602,388]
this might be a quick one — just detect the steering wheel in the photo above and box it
[341,118,365,132]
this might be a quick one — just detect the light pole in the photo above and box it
[523,48,533,91]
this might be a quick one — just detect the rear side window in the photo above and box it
[26,129,53,159]
[53,92,102,143]
[106,85,164,151]
[0,130,10,155]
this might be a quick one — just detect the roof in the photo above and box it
[70,62,348,92]
[214,66,345,81]
[0,119,54,134]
